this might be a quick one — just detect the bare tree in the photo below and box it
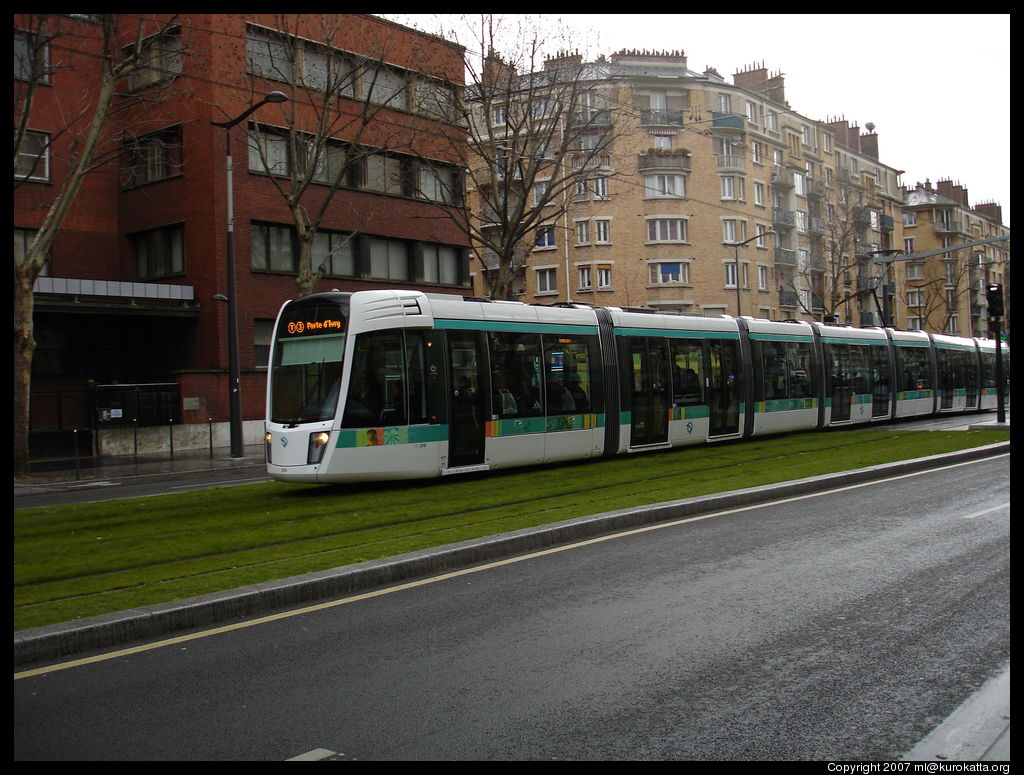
[399,14,625,300]
[241,14,464,297]
[13,13,183,477]
[783,175,884,324]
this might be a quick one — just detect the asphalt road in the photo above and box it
[13,454,1010,761]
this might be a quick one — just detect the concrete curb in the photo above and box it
[14,441,1010,669]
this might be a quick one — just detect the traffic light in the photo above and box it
[986,283,1004,317]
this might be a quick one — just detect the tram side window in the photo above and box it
[542,334,601,415]
[981,352,997,389]
[670,340,703,405]
[489,332,543,418]
[871,346,891,398]
[826,344,851,394]
[897,347,931,391]
[341,331,408,428]
[405,330,445,425]
[759,340,813,400]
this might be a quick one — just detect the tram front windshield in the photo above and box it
[270,296,349,425]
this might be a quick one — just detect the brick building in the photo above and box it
[15,14,470,459]
[468,51,907,327]
[900,180,1010,337]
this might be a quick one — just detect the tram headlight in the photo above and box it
[265,431,273,463]
[307,431,331,465]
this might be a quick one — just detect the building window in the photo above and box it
[722,219,746,244]
[578,266,592,290]
[313,230,356,277]
[646,218,687,243]
[127,27,182,91]
[363,154,406,195]
[535,225,556,249]
[364,64,407,110]
[248,129,290,176]
[594,219,611,244]
[14,28,49,83]
[15,130,49,181]
[597,266,612,289]
[649,261,688,285]
[369,237,410,281]
[251,223,296,273]
[751,141,763,165]
[422,244,461,285]
[254,320,275,368]
[300,46,355,96]
[133,224,185,280]
[246,26,293,82]
[592,177,608,199]
[536,267,557,294]
[124,126,183,187]
[720,175,744,200]
[758,265,769,291]
[793,171,806,196]
[644,174,686,198]
[575,221,590,245]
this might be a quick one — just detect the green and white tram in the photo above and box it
[264,289,1007,484]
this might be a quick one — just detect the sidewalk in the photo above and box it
[15,443,268,492]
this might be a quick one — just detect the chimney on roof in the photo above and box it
[937,179,970,208]
[973,201,1003,225]
[483,49,515,87]
[732,63,787,106]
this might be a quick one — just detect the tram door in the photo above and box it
[870,345,891,418]
[707,339,741,436]
[626,337,669,446]
[446,331,488,467]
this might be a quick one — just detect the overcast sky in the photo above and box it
[381,13,1010,225]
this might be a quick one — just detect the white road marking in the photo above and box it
[286,748,336,761]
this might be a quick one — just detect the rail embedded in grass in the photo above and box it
[14,428,1009,630]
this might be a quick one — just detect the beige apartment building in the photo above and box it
[468,50,910,326]
[899,180,1010,337]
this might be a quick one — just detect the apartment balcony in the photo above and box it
[716,154,745,171]
[806,178,826,198]
[808,253,825,271]
[770,166,793,187]
[637,151,691,171]
[570,151,612,173]
[934,220,963,234]
[779,290,799,307]
[568,109,612,128]
[775,247,797,266]
[879,214,894,231]
[773,208,795,227]
[711,112,745,131]
[808,216,825,234]
[640,109,684,127]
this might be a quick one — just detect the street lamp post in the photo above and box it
[211,91,288,458]
[726,232,774,317]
